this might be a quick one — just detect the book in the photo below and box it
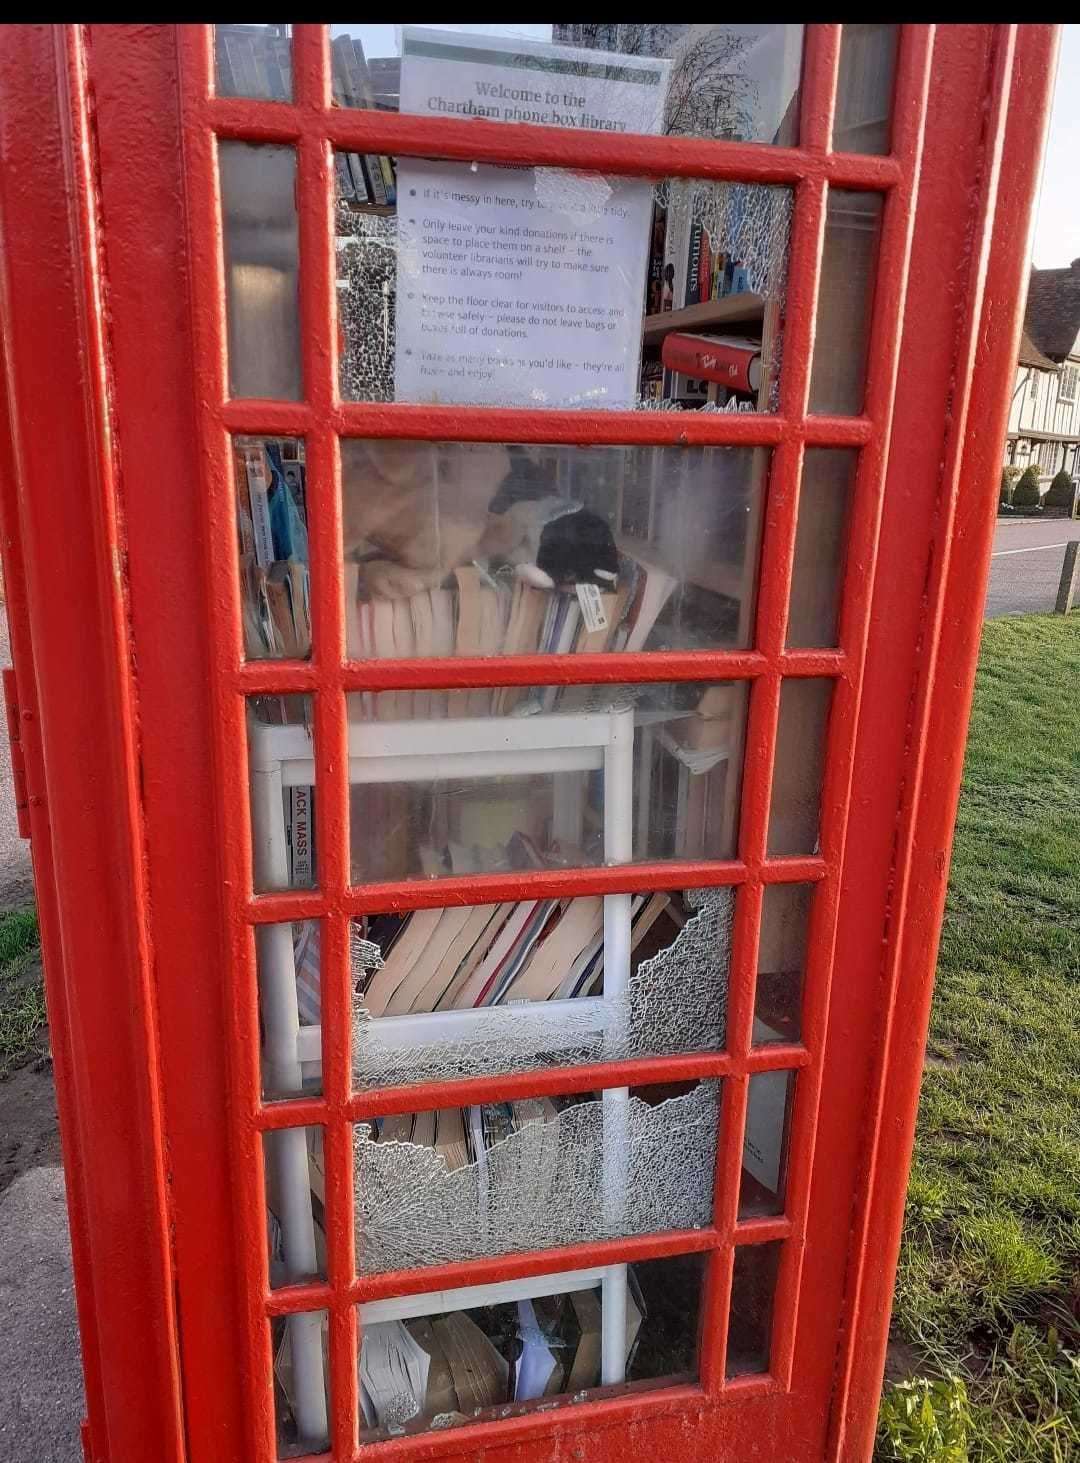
[433,904,516,1011]
[330,36,391,207]
[615,555,680,653]
[684,221,704,309]
[502,897,604,1004]
[405,1318,460,1420]
[434,1106,469,1171]
[360,1320,430,1430]
[361,908,444,1016]
[431,1311,509,1414]
[661,333,763,395]
[383,906,474,1017]
[288,785,314,887]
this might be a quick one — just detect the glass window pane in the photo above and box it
[355,1080,718,1274]
[337,165,792,410]
[727,1242,780,1376]
[786,448,855,648]
[271,1309,329,1456]
[355,1252,705,1442]
[259,920,323,1100]
[219,142,302,400]
[767,678,832,857]
[754,884,813,1045]
[341,441,767,654]
[264,1126,327,1287]
[344,681,748,882]
[808,190,882,417]
[215,24,292,101]
[248,696,316,894]
[331,24,804,146]
[833,24,899,155]
[739,1069,795,1217]
[233,435,310,661]
[349,888,733,1089]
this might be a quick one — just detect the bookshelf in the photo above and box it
[641,291,766,346]
[250,703,646,1435]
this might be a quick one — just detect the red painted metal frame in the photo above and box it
[0,19,1056,1463]
[174,21,928,1460]
[0,25,187,1463]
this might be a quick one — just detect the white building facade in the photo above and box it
[1005,260,1080,484]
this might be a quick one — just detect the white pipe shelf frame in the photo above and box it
[249,704,640,1434]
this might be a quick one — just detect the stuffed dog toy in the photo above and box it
[340,439,618,599]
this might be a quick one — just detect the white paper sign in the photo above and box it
[394,29,670,409]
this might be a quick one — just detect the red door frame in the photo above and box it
[0,22,1058,1463]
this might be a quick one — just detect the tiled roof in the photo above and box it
[1024,260,1080,361]
[1017,328,1059,371]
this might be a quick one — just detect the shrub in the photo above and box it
[1044,468,1076,509]
[1010,466,1041,508]
[999,466,1021,505]
[878,1375,971,1462]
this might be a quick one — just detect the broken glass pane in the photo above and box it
[354,1080,719,1274]
[336,164,792,411]
[350,887,734,1089]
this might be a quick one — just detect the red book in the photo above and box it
[660,333,763,394]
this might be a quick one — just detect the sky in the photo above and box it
[1030,24,1079,268]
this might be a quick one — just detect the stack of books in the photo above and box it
[330,35,397,208]
[355,1280,645,1436]
[234,436,311,659]
[215,24,291,101]
[353,878,680,1021]
[345,554,680,720]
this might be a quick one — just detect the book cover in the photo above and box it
[660,334,763,395]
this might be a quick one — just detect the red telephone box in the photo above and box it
[0,22,1058,1463]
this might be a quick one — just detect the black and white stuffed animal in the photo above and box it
[488,447,619,591]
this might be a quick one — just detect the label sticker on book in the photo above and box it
[576,582,609,634]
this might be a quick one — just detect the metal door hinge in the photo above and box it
[3,666,32,839]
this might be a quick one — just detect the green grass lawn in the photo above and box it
[0,905,42,1078]
[878,616,1080,1461]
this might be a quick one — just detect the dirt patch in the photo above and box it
[884,1336,924,1385]
[0,1033,61,1197]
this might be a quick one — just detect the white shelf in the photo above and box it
[250,704,639,1428]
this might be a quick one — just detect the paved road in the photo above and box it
[985,516,1080,619]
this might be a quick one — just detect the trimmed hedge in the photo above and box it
[1011,465,1041,508]
[1044,468,1076,509]
[1000,465,1022,505]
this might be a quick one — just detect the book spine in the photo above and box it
[697,231,712,305]
[335,152,358,203]
[362,155,388,207]
[289,785,314,887]
[378,156,397,206]
[645,202,666,316]
[243,445,275,567]
[215,29,237,96]
[348,34,379,108]
[684,221,703,308]
[660,335,761,394]
[346,154,372,204]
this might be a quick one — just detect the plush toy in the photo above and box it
[341,439,619,599]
